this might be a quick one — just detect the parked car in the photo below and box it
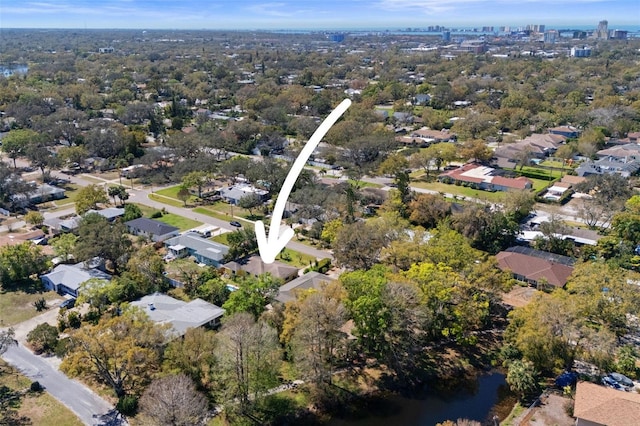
[60,298,76,309]
[602,375,624,391]
[230,221,242,227]
[608,373,634,388]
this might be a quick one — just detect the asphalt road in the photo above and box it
[2,343,125,426]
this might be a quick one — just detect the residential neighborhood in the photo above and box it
[0,15,639,426]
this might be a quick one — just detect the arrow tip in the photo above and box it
[255,221,294,264]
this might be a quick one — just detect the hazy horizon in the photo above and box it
[1,0,638,31]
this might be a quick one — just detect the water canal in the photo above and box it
[328,371,513,426]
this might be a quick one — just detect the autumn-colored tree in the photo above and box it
[458,139,493,163]
[408,193,451,228]
[377,153,409,177]
[61,308,168,397]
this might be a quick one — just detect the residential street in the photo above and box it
[2,343,124,426]
[1,303,125,426]
[2,155,335,260]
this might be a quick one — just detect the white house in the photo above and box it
[131,293,225,338]
[40,262,112,297]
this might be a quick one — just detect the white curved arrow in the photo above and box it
[256,98,352,264]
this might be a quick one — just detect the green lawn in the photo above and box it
[131,202,204,230]
[154,213,202,231]
[211,232,231,245]
[77,175,107,184]
[54,183,81,206]
[276,247,316,268]
[193,207,254,227]
[0,290,62,326]
[0,360,84,426]
[154,185,190,200]
[539,160,576,170]
[149,193,189,208]
[529,177,555,192]
[349,179,382,189]
[518,165,563,180]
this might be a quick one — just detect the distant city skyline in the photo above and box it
[1,0,638,30]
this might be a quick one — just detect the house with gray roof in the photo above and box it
[11,183,65,208]
[86,207,124,221]
[41,262,112,297]
[275,271,335,303]
[131,293,225,338]
[164,231,229,266]
[576,143,640,178]
[45,207,125,233]
[125,217,180,242]
[577,158,640,178]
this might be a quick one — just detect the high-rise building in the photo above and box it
[571,46,592,57]
[595,20,609,39]
[442,31,451,42]
[526,24,545,33]
[610,30,628,40]
[544,30,558,44]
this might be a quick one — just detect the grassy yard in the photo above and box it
[205,201,263,220]
[53,183,81,206]
[76,175,104,184]
[148,193,188,208]
[0,360,83,426]
[519,165,563,180]
[0,289,62,326]
[211,232,231,245]
[154,213,202,231]
[193,206,255,226]
[128,203,202,230]
[275,247,317,268]
[539,160,576,170]
[349,179,382,189]
[529,177,555,193]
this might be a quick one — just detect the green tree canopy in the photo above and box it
[75,184,109,215]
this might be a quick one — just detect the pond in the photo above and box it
[328,371,514,426]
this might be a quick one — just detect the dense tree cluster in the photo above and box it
[2,28,640,424]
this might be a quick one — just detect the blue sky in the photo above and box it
[1,0,638,30]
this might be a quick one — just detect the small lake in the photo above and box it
[328,371,512,426]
